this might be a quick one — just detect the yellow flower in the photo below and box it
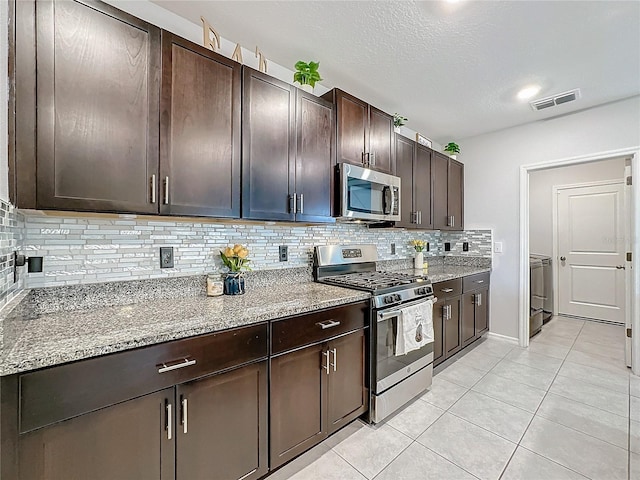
[233,244,243,254]
[237,248,248,259]
[224,247,235,257]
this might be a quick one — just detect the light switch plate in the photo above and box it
[494,242,503,254]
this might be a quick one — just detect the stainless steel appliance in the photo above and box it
[337,163,401,222]
[314,245,436,423]
[531,254,553,324]
[530,256,544,337]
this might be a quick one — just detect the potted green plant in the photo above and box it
[393,113,408,132]
[293,61,322,93]
[444,142,460,159]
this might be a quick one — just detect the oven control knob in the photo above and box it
[393,294,402,302]
[384,296,394,304]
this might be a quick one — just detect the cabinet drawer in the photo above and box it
[463,272,490,292]
[19,322,268,433]
[433,278,462,298]
[271,302,368,355]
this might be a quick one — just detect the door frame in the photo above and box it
[552,179,625,323]
[518,147,640,375]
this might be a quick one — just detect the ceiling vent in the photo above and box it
[530,89,581,111]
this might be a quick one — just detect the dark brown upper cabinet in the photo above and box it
[433,152,464,230]
[321,89,395,175]
[394,135,433,229]
[30,0,161,213]
[159,32,241,218]
[242,68,335,222]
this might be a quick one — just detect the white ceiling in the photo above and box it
[151,0,640,144]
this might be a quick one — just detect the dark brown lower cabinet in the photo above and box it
[176,361,268,480]
[462,292,477,347]
[270,328,368,469]
[433,296,462,367]
[19,388,174,480]
[433,298,445,365]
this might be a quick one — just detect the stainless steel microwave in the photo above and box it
[337,163,401,222]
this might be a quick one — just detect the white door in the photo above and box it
[557,182,626,323]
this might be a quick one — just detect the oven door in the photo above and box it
[339,163,401,222]
[374,297,435,394]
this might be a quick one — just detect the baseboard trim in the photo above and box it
[486,332,519,344]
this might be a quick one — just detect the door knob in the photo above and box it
[616,265,625,270]
[560,256,566,261]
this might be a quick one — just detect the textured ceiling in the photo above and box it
[151,0,640,144]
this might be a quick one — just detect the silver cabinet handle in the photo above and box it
[370,151,376,166]
[452,215,455,227]
[477,293,482,306]
[331,348,337,372]
[476,280,485,284]
[316,319,341,329]
[441,288,454,293]
[323,350,330,375]
[150,174,156,203]
[447,216,452,227]
[182,397,188,434]
[299,194,304,214]
[289,193,297,214]
[167,402,172,440]
[361,151,367,166]
[616,265,625,270]
[418,211,422,225]
[560,256,566,261]
[442,305,448,320]
[158,358,196,374]
[163,176,170,205]
[412,212,418,224]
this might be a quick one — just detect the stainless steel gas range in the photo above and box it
[314,245,437,423]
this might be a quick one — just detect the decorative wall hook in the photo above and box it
[200,16,221,51]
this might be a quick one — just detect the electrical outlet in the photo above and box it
[463,242,469,252]
[279,245,288,262]
[444,242,451,252]
[160,247,174,268]
[390,243,396,255]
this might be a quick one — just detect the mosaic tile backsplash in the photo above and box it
[19,211,492,288]
[0,200,25,310]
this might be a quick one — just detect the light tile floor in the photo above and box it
[269,316,638,480]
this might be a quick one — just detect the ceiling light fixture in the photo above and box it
[517,85,542,101]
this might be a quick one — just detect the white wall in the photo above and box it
[461,96,640,339]
[1,0,9,202]
[529,157,626,256]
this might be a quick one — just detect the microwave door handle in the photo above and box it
[382,186,393,215]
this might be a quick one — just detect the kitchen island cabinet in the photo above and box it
[433,152,464,230]
[395,135,433,229]
[321,89,395,174]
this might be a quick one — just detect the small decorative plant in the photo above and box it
[393,113,408,128]
[410,240,427,252]
[444,142,460,155]
[293,61,322,88]
[220,244,251,272]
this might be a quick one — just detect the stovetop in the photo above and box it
[320,270,427,292]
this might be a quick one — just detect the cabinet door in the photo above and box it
[242,67,296,220]
[160,32,241,217]
[270,343,326,469]
[327,329,368,434]
[448,159,464,230]
[334,90,368,167]
[19,389,174,480]
[445,297,462,356]
[394,135,416,228]
[36,0,160,214]
[432,153,450,229]
[414,145,433,229]
[433,299,446,366]
[462,292,476,346]
[369,107,395,174]
[295,91,335,223]
[475,288,489,335]
[176,362,268,480]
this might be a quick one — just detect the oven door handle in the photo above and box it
[377,296,437,322]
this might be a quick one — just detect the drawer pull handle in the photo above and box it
[158,358,196,374]
[441,288,454,293]
[182,397,188,434]
[166,402,172,440]
[317,320,341,329]
[476,280,485,284]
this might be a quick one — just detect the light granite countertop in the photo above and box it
[391,265,491,283]
[0,282,369,376]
